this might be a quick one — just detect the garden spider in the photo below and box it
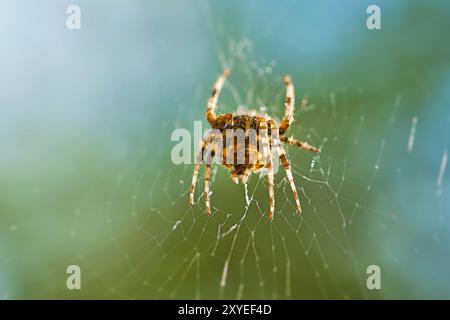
[189,69,319,220]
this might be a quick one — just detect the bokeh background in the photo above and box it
[1,0,449,299]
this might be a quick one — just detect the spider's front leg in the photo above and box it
[278,75,319,153]
[279,75,295,136]
[206,69,230,125]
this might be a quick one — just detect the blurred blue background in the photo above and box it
[0,0,449,299]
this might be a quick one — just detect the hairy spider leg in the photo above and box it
[278,75,319,153]
[260,120,275,220]
[279,75,295,136]
[190,135,213,207]
[280,136,320,153]
[204,163,212,215]
[269,120,302,214]
[206,69,230,125]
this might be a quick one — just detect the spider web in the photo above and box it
[124,42,390,299]
[1,0,450,300]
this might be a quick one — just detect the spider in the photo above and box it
[189,69,319,220]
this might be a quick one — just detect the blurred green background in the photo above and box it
[1,0,450,299]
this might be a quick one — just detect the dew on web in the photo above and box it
[244,183,251,207]
[407,116,419,153]
[436,149,448,196]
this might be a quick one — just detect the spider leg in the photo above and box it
[260,120,275,220]
[279,75,295,136]
[189,135,212,207]
[280,136,320,153]
[269,120,302,214]
[190,164,201,207]
[206,69,230,125]
[204,163,212,215]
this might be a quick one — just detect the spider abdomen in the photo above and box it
[210,113,274,183]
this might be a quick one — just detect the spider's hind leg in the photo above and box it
[269,120,303,214]
[190,135,213,207]
[260,120,275,220]
[204,163,212,215]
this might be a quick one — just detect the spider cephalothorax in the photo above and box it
[190,69,319,220]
